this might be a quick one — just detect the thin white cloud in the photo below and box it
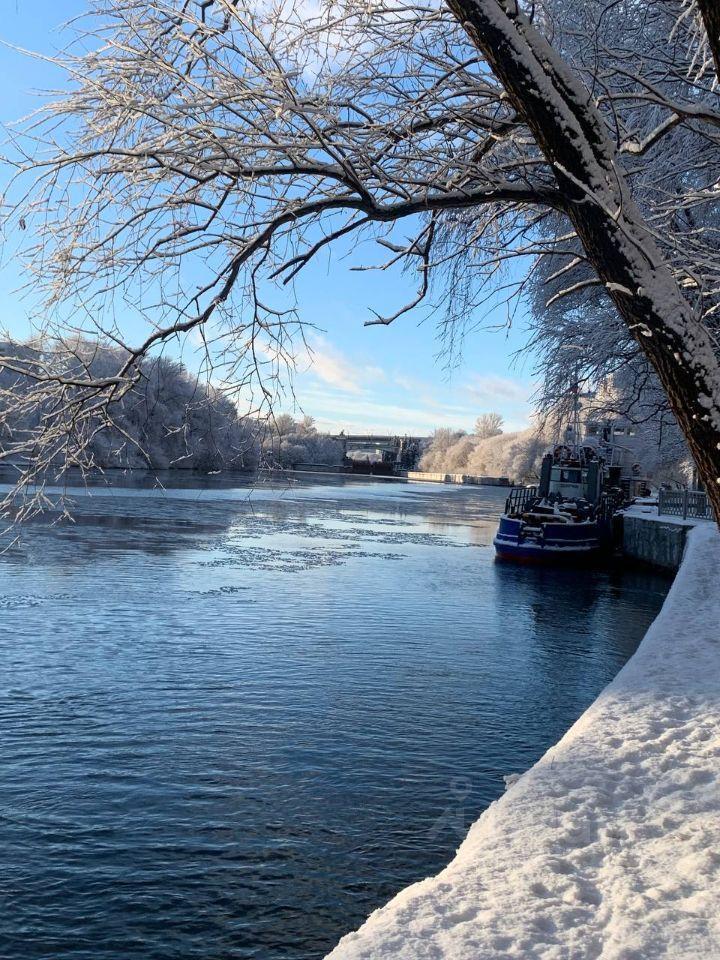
[464,373,534,405]
[300,336,385,395]
[394,373,429,395]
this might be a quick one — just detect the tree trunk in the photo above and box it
[446,0,720,522]
[698,0,720,82]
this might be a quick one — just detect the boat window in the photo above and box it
[560,469,582,483]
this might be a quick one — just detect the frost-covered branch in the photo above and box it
[2,0,720,519]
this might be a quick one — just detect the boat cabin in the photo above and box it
[539,453,603,504]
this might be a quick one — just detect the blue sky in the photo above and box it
[0,0,538,436]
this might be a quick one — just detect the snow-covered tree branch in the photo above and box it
[3,0,720,518]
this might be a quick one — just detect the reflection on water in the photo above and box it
[0,475,669,959]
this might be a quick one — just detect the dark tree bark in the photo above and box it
[446,0,720,522]
[698,0,720,82]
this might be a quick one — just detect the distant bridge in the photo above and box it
[330,433,429,469]
[330,433,428,447]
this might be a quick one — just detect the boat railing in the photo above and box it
[505,485,538,515]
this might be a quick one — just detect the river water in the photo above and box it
[0,475,669,960]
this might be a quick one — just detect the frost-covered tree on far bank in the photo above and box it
[421,413,504,472]
[0,340,258,478]
[261,414,344,468]
[0,337,345,480]
[3,0,720,519]
[469,427,549,483]
[475,413,504,441]
[419,429,467,472]
[421,422,551,480]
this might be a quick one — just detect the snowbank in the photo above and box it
[328,525,720,959]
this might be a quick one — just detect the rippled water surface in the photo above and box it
[0,475,670,959]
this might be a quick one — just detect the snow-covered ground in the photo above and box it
[328,524,720,959]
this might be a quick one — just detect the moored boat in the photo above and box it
[494,497,604,563]
[493,432,626,563]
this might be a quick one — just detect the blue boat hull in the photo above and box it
[493,515,602,563]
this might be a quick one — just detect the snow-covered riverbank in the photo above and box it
[328,524,720,959]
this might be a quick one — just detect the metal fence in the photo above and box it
[658,488,712,520]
